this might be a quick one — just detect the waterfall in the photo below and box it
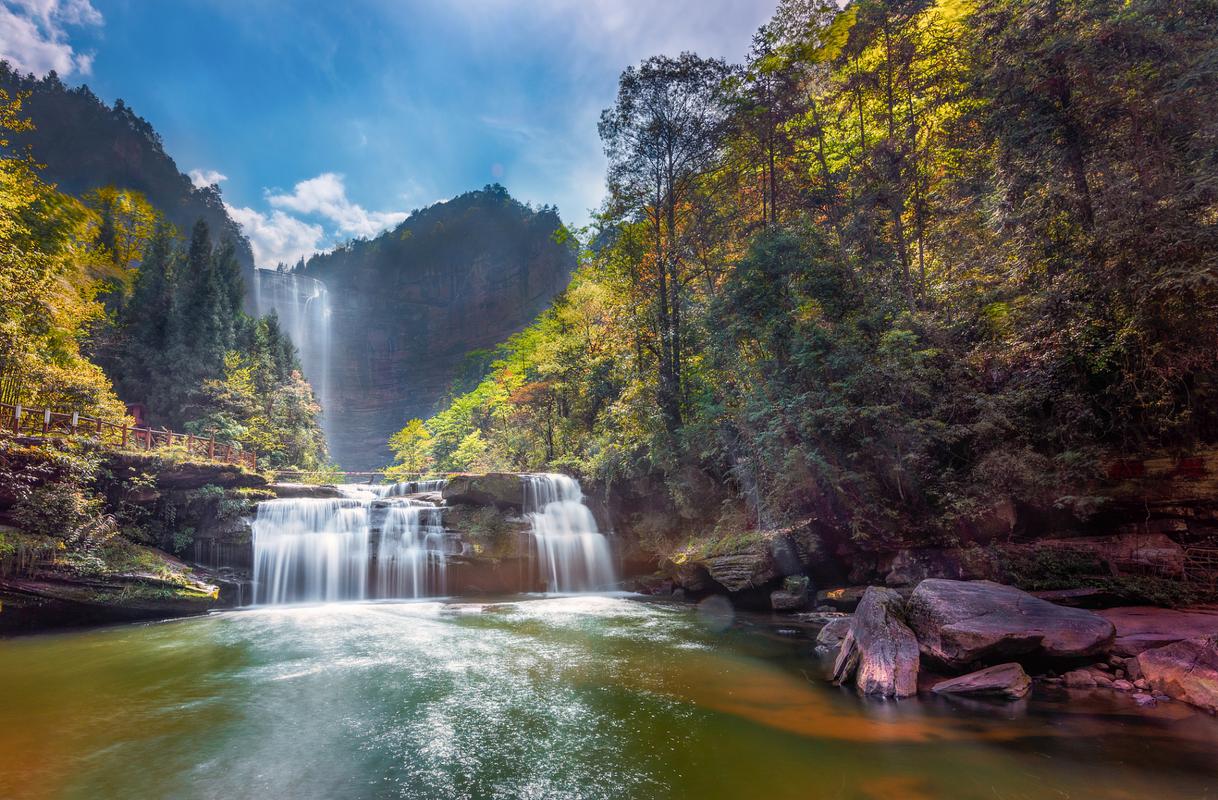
[254,269,333,450]
[523,473,617,593]
[252,483,449,604]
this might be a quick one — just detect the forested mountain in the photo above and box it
[285,186,575,468]
[0,62,255,291]
[394,0,1218,556]
[0,88,328,471]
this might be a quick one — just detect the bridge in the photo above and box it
[0,401,257,469]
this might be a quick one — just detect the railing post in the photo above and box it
[42,409,50,435]
[70,411,79,435]
[187,434,195,456]
[167,430,174,447]
[121,424,128,448]
[208,434,215,459]
[12,403,20,434]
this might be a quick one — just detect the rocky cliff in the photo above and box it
[297,186,575,468]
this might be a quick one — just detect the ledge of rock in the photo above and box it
[905,579,1115,669]
[1098,606,1218,656]
[832,586,919,698]
[931,663,1031,701]
[668,524,817,595]
[104,452,266,491]
[442,473,525,510]
[1137,635,1218,713]
[268,483,344,499]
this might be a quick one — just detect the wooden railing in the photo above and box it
[0,402,256,469]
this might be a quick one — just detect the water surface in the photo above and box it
[1,596,1215,799]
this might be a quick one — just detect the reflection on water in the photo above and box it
[0,596,1215,800]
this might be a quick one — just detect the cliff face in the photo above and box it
[297,187,575,469]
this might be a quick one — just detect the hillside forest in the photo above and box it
[389,0,1218,553]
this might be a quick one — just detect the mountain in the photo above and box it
[0,62,255,289]
[258,186,576,469]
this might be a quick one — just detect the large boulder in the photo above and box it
[1098,606,1218,656]
[815,616,853,657]
[931,663,1031,700]
[832,587,919,698]
[1137,636,1218,713]
[442,473,525,511]
[905,579,1115,669]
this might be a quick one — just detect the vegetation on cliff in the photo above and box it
[0,84,329,471]
[402,0,1218,553]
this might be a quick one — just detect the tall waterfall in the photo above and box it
[523,474,617,593]
[254,269,333,447]
[252,483,448,604]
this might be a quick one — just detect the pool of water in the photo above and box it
[1,595,1215,799]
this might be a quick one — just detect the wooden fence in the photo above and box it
[0,401,256,469]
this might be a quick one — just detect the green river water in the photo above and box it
[0,595,1215,799]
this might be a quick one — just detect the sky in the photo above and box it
[0,0,777,267]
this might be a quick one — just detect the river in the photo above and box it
[1,596,1215,799]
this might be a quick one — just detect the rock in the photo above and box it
[1092,672,1113,688]
[816,586,868,612]
[905,579,1116,669]
[1134,678,1149,690]
[1124,657,1143,681]
[268,482,343,499]
[931,663,1031,700]
[770,575,810,611]
[1029,587,1120,608]
[831,587,919,698]
[442,473,525,510]
[815,616,854,655]
[1112,679,1134,692]
[1152,693,1171,702]
[677,523,818,591]
[1137,635,1218,713]
[1099,606,1218,656]
[1063,669,1097,688]
[881,547,997,587]
[1094,662,1111,671]
[1133,693,1158,707]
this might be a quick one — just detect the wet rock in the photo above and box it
[1137,635,1218,713]
[1112,679,1134,692]
[1133,693,1157,707]
[831,587,919,698]
[1134,678,1149,691]
[442,473,525,511]
[932,663,1031,700]
[815,586,868,612]
[815,616,853,656]
[1124,657,1143,681]
[1063,669,1097,688]
[905,579,1115,669]
[268,483,342,499]
[770,575,810,611]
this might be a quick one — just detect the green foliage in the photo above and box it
[385,419,434,479]
[412,0,1218,557]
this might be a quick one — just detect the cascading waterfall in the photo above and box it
[523,473,617,593]
[252,482,449,604]
[254,269,333,446]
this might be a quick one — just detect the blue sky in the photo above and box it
[1,0,777,266]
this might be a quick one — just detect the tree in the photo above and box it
[386,419,435,479]
[599,53,731,432]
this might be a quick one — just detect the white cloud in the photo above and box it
[268,172,407,239]
[0,0,102,77]
[188,168,228,188]
[225,203,324,268]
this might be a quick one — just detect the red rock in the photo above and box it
[1137,635,1218,713]
[906,580,1115,668]
[832,587,919,698]
[931,663,1031,700]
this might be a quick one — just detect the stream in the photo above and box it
[1,596,1216,799]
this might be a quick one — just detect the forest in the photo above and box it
[389,0,1218,552]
